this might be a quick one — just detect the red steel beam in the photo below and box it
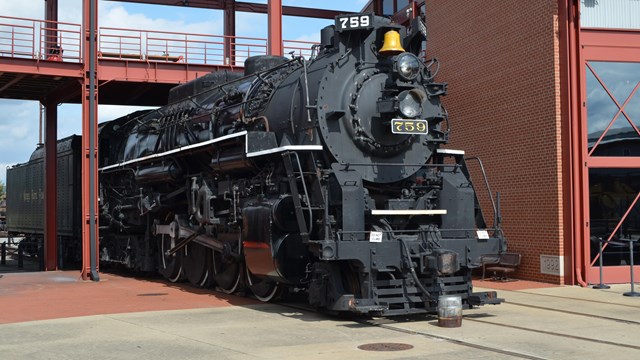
[558,0,576,285]
[98,60,234,83]
[81,0,100,281]
[0,57,237,84]
[567,0,588,287]
[587,157,640,168]
[45,0,59,54]
[237,2,344,18]
[104,0,346,19]
[43,99,58,271]
[0,58,83,78]
[224,0,236,65]
[267,0,282,56]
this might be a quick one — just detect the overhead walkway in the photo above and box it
[0,15,316,105]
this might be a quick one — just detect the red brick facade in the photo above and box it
[425,1,566,283]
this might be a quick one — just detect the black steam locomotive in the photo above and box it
[98,13,506,315]
[10,13,506,316]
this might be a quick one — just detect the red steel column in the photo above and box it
[81,0,99,280]
[558,0,575,285]
[267,0,283,56]
[44,0,61,272]
[224,0,236,65]
[44,0,59,55]
[44,100,58,271]
[566,0,587,286]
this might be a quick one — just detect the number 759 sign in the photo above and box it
[335,14,374,31]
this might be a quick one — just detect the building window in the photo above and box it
[581,0,640,29]
[586,61,640,156]
[382,0,394,16]
[589,168,640,265]
[381,0,413,16]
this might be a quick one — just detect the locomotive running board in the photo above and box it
[371,209,447,215]
[436,149,465,155]
[100,131,250,171]
[246,145,323,157]
[99,131,323,171]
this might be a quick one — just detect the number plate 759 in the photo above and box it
[391,119,428,135]
[336,14,373,31]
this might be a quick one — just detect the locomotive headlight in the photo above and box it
[398,89,425,118]
[396,52,421,81]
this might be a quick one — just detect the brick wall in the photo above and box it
[425,1,566,283]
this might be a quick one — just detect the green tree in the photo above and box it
[0,180,4,200]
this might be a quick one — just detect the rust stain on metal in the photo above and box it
[357,343,414,351]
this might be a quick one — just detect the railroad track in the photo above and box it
[274,296,640,359]
[505,300,640,326]
[276,301,547,359]
[509,289,640,310]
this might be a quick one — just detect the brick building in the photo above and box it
[409,0,640,284]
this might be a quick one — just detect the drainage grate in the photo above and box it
[357,343,414,351]
[137,292,169,297]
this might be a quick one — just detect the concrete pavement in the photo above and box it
[1,271,639,359]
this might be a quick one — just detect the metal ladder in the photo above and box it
[281,151,325,243]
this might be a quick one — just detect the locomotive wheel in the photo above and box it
[158,235,183,283]
[182,242,211,287]
[246,269,283,302]
[202,249,217,288]
[213,235,243,294]
[213,252,243,293]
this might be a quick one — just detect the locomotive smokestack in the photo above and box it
[320,26,335,49]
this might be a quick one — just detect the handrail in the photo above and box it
[0,15,81,62]
[464,156,499,229]
[283,39,317,58]
[99,26,273,65]
[0,15,318,66]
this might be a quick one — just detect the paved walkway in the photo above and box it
[1,271,639,359]
[0,271,256,324]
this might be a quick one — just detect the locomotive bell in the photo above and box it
[379,30,405,55]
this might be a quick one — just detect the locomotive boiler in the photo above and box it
[98,13,505,315]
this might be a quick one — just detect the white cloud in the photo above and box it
[0,0,82,22]
[236,12,267,36]
[99,3,223,35]
[0,1,46,20]
[98,104,155,123]
[0,100,41,184]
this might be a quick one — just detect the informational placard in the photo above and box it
[369,231,383,243]
[476,230,490,239]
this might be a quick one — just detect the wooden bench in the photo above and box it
[146,54,183,62]
[481,252,521,281]
[99,52,143,60]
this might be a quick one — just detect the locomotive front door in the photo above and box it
[581,30,640,284]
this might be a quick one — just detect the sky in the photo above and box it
[0,0,368,184]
